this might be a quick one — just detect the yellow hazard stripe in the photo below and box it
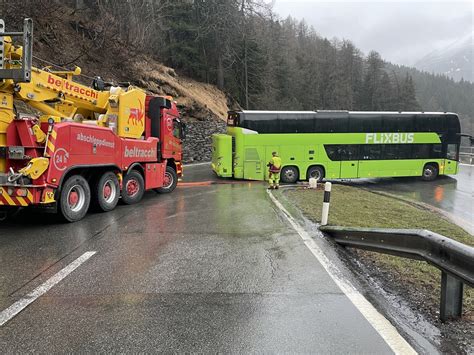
[0,188,34,206]
[16,197,28,207]
[26,190,33,202]
[51,130,57,139]
[2,192,16,206]
[47,140,55,153]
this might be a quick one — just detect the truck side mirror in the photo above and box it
[180,122,187,140]
[155,97,172,110]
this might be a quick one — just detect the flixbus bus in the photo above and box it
[211,110,461,182]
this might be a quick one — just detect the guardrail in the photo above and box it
[459,146,474,164]
[319,226,474,322]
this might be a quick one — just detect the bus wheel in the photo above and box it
[422,164,438,181]
[307,166,324,182]
[281,166,299,183]
[59,175,91,222]
[122,170,145,205]
[92,172,120,212]
[156,166,178,193]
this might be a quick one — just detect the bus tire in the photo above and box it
[59,175,91,222]
[307,166,324,182]
[280,166,299,183]
[122,170,145,205]
[156,166,178,193]
[422,163,438,181]
[92,171,120,212]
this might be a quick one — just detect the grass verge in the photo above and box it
[285,184,473,318]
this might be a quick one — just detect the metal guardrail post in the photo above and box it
[440,272,463,321]
[319,226,474,321]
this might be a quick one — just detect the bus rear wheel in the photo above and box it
[307,166,324,182]
[280,166,299,183]
[422,164,438,181]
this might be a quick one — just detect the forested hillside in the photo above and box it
[3,0,473,137]
[94,0,474,135]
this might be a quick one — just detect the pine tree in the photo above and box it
[360,51,384,110]
[400,74,421,110]
[378,72,393,110]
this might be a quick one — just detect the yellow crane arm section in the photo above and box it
[0,18,147,173]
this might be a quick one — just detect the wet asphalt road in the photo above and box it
[349,164,474,235]
[0,164,394,353]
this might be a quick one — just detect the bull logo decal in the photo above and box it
[128,99,144,126]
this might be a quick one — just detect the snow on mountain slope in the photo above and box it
[414,33,473,82]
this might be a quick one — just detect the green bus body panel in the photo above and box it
[211,127,458,181]
[211,134,233,177]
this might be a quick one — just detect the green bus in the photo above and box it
[212,110,461,182]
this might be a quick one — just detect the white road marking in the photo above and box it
[267,191,417,355]
[0,251,96,327]
[183,162,210,167]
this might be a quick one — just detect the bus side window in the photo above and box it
[432,144,442,158]
[447,144,458,160]
[324,145,340,160]
[340,145,358,160]
[398,116,415,132]
[398,145,412,159]
[383,116,399,132]
[361,145,382,160]
[383,145,398,159]
[412,144,430,159]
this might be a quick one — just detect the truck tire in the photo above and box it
[422,163,438,181]
[307,166,324,182]
[280,166,299,183]
[156,166,178,193]
[59,175,91,222]
[92,171,120,212]
[122,170,145,205]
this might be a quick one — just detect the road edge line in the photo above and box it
[0,251,97,327]
[183,162,210,167]
[267,190,417,355]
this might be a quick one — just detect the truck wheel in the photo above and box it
[422,163,438,181]
[156,166,178,193]
[92,172,120,212]
[280,166,299,183]
[59,175,91,222]
[122,170,145,205]
[307,166,324,182]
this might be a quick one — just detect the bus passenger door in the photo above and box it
[339,145,359,178]
[243,146,264,180]
[340,161,359,178]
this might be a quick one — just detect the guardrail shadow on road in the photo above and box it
[319,226,474,322]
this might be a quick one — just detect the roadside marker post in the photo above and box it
[308,178,317,189]
[321,182,331,226]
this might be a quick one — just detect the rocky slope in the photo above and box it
[4,5,233,163]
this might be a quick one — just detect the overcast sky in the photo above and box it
[273,0,473,65]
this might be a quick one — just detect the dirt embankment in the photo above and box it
[4,4,234,162]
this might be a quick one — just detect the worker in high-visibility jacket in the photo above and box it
[267,151,282,189]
